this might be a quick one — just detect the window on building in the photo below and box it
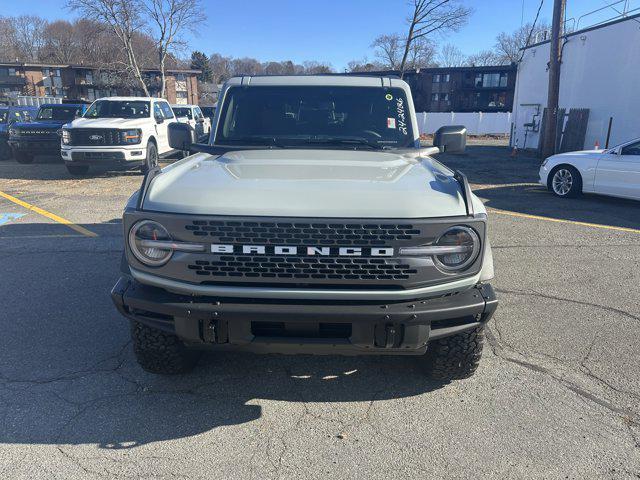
[442,93,450,102]
[175,73,186,82]
[432,74,440,83]
[431,93,439,101]
[475,72,509,88]
[442,74,450,83]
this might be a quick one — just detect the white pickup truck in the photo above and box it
[61,97,177,175]
[171,104,211,142]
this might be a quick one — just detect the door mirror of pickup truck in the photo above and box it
[155,115,165,124]
[169,122,197,151]
[433,125,467,153]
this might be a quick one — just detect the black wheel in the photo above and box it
[421,325,485,380]
[15,151,34,164]
[548,165,582,198]
[66,164,89,175]
[131,321,201,374]
[140,141,158,175]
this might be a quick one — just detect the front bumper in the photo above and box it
[62,146,146,165]
[111,277,498,355]
[8,138,59,154]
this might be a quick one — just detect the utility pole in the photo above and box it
[542,0,566,159]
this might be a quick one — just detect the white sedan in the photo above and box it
[539,138,640,200]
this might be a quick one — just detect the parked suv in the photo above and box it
[111,76,497,380]
[8,103,87,164]
[61,97,177,175]
[171,104,211,141]
[0,105,38,160]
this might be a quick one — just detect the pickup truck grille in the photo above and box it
[15,128,56,136]
[186,220,420,246]
[187,256,418,281]
[68,128,121,146]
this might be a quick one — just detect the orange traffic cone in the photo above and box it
[510,139,519,157]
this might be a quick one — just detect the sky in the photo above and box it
[0,0,635,70]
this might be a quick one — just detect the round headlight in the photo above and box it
[433,226,480,272]
[128,220,173,266]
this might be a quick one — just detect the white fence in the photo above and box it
[416,112,512,136]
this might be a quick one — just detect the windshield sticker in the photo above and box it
[396,98,408,135]
[387,117,396,129]
[385,93,393,101]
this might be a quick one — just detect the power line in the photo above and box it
[517,0,545,63]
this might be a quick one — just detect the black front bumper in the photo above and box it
[8,138,59,154]
[111,277,498,355]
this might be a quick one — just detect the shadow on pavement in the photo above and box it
[0,154,178,181]
[0,221,446,449]
[438,145,541,186]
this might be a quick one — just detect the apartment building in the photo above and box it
[0,62,199,104]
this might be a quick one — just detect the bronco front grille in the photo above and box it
[186,255,418,281]
[185,220,420,246]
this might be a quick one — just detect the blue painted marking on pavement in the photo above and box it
[0,213,26,226]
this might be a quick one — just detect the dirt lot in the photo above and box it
[0,144,639,479]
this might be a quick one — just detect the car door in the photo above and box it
[595,141,640,199]
[154,101,174,153]
[192,107,205,140]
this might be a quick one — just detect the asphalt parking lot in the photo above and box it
[1,144,639,479]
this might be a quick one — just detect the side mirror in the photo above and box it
[169,122,197,151]
[433,125,467,154]
[155,115,164,124]
[196,117,204,124]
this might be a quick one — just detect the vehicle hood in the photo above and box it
[67,117,149,129]
[12,120,69,130]
[550,149,604,161]
[144,149,473,218]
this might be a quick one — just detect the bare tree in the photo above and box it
[41,21,78,63]
[406,37,438,69]
[437,43,466,67]
[302,61,334,74]
[231,57,264,76]
[398,0,471,76]
[209,53,233,83]
[145,0,205,98]
[67,0,150,96]
[0,17,19,62]
[495,21,550,64]
[371,34,403,69]
[9,15,48,62]
[466,49,500,66]
[347,58,385,73]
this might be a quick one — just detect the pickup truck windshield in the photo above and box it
[173,107,193,119]
[215,86,414,149]
[37,106,81,121]
[84,100,150,119]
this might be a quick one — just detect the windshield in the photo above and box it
[215,86,414,149]
[0,109,7,124]
[84,100,150,119]
[173,107,192,119]
[37,106,81,121]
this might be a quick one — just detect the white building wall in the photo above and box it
[512,16,640,152]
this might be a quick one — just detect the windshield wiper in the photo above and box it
[304,136,383,150]
[223,136,296,148]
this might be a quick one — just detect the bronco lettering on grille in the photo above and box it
[210,244,394,257]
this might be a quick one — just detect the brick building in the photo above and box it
[0,62,199,104]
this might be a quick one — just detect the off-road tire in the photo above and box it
[15,151,34,164]
[140,141,158,175]
[548,165,582,198]
[66,164,89,175]
[131,321,201,374]
[422,325,485,380]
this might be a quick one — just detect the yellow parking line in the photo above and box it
[488,208,640,234]
[0,190,98,238]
